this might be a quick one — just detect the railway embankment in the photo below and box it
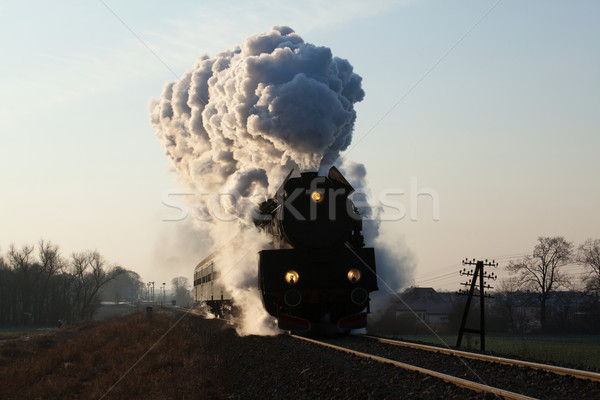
[3,310,598,399]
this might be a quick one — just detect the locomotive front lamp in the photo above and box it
[285,270,299,285]
[347,268,361,283]
[310,191,324,203]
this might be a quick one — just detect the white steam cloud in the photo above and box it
[149,26,411,335]
[150,25,364,199]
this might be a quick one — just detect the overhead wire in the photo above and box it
[411,251,530,290]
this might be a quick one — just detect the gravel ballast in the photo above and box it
[188,316,495,399]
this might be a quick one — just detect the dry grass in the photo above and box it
[0,329,45,341]
[0,311,223,399]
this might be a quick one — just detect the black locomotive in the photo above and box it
[255,166,378,332]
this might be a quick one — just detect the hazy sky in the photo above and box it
[1,0,598,291]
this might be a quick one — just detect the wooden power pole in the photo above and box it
[456,258,497,351]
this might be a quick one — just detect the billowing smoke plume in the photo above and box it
[149,26,410,335]
[150,25,364,200]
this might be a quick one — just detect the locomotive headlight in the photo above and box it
[347,268,361,283]
[310,191,324,203]
[285,270,299,285]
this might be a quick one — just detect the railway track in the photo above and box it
[290,334,600,399]
[361,335,600,383]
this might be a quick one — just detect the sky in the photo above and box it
[1,0,598,293]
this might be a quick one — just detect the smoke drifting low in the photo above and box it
[150,26,411,334]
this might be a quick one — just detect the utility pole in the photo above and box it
[456,258,497,351]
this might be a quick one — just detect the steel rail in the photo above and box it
[360,335,600,383]
[290,334,535,400]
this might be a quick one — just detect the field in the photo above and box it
[386,332,600,369]
[0,310,222,399]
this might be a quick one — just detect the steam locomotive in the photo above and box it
[254,166,378,332]
[193,166,378,332]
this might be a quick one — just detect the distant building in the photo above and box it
[389,287,454,326]
[369,287,599,335]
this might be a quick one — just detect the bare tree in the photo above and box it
[0,241,124,326]
[507,236,573,330]
[70,250,117,319]
[99,267,141,303]
[577,238,600,295]
[7,244,35,273]
[37,240,65,321]
[39,240,64,277]
[0,252,11,324]
[171,276,192,307]
[2,242,70,325]
[6,244,36,324]
[577,238,600,325]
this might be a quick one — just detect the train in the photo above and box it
[193,253,233,318]
[194,166,378,332]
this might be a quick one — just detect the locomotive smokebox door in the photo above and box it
[258,247,377,324]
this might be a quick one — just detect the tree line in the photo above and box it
[369,236,600,336]
[0,240,130,326]
[506,236,600,331]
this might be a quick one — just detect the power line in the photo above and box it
[490,252,530,260]
[413,272,457,286]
